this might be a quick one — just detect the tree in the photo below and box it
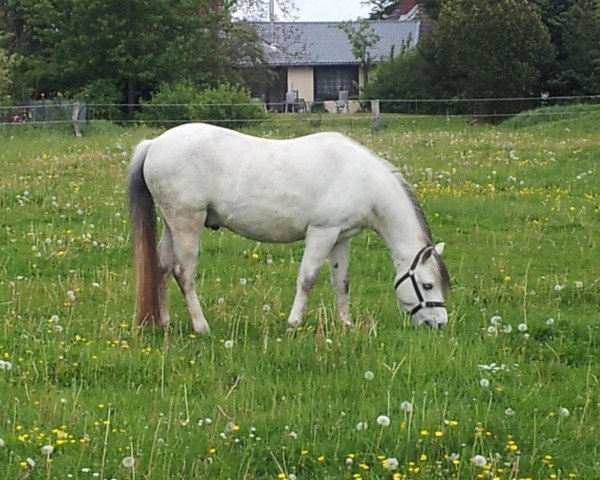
[339,20,380,91]
[419,0,554,103]
[0,45,17,105]
[556,0,600,94]
[3,0,271,114]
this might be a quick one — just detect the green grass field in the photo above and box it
[0,110,598,479]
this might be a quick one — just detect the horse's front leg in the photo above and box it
[329,238,353,327]
[287,226,340,328]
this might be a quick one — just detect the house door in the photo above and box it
[266,68,287,112]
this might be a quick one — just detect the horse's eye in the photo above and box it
[422,283,433,291]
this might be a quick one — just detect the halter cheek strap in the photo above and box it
[394,246,446,315]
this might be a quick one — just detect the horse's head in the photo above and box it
[394,243,450,329]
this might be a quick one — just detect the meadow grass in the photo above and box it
[0,112,598,480]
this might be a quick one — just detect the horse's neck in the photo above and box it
[373,186,428,274]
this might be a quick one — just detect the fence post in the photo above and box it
[72,102,82,138]
[371,99,380,133]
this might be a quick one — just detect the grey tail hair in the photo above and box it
[127,140,161,326]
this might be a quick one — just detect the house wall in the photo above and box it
[287,67,314,102]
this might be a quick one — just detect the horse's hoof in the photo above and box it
[192,322,211,334]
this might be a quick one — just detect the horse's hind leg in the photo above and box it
[288,226,340,328]
[157,222,176,327]
[167,211,211,334]
[329,238,353,327]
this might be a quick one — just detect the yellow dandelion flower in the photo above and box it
[419,453,427,462]
[434,430,444,438]
[420,429,429,437]
[358,463,369,470]
[317,455,325,462]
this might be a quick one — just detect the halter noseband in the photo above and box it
[394,246,446,315]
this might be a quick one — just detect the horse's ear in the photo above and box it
[434,242,445,256]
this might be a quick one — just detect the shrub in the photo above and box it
[139,82,266,129]
[190,83,266,130]
[79,80,123,120]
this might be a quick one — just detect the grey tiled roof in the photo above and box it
[252,21,420,66]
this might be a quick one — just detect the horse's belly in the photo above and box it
[206,207,306,243]
[224,219,305,243]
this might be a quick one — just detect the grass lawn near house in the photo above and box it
[0,110,598,479]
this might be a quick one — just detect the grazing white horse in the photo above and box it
[128,123,450,333]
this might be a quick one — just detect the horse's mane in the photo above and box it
[381,158,451,293]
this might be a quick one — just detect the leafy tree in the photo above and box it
[362,50,430,111]
[339,20,380,90]
[0,45,17,105]
[419,0,554,104]
[3,0,270,115]
[557,0,600,94]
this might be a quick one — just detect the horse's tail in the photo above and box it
[127,140,161,326]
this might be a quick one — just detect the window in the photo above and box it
[314,66,359,100]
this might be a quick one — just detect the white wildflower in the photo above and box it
[41,445,54,456]
[376,415,391,427]
[356,421,368,431]
[558,407,570,417]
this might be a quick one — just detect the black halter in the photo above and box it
[394,246,446,315]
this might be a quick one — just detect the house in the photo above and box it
[252,20,422,112]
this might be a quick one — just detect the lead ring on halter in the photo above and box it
[394,246,446,315]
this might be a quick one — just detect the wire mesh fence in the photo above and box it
[1,95,599,129]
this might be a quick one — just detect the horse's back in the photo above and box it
[141,124,394,242]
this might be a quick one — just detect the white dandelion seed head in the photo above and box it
[472,454,487,467]
[376,415,391,427]
[479,378,490,388]
[217,297,225,306]
[546,317,555,326]
[0,438,5,447]
[346,457,353,465]
[363,370,375,381]
[517,323,528,333]
[239,277,247,286]
[122,456,135,468]
[504,407,515,416]
[288,474,297,480]
[356,421,368,431]
[0,360,13,371]
[554,284,564,292]
[50,314,60,323]
[41,445,54,456]
[224,340,234,349]
[559,407,570,417]
[262,304,271,312]
[487,326,497,335]
[501,324,512,334]
[490,315,502,325]
[67,290,76,301]
[574,281,583,289]
[448,452,459,462]
[384,457,399,470]
[225,421,235,432]
[400,401,413,413]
